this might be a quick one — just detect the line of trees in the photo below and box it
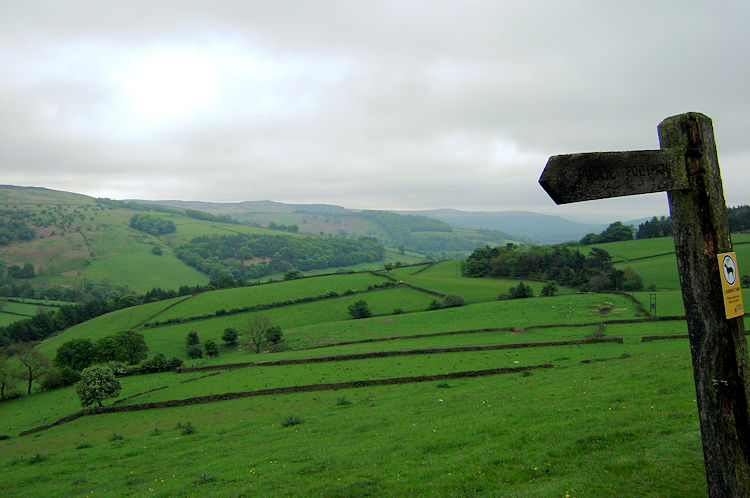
[580,221,634,245]
[462,243,643,292]
[636,216,672,239]
[175,233,385,281]
[129,213,176,235]
[635,205,750,240]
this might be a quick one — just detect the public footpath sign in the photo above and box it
[539,112,750,497]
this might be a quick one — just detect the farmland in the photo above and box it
[2,227,748,496]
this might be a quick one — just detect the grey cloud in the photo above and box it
[0,1,747,220]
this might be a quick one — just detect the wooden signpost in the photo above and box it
[539,112,750,497]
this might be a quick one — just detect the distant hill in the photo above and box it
[397,209,606,244]
[0,187,389,295]
[137,199,519,256]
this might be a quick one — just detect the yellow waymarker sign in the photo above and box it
[718,252,744,319]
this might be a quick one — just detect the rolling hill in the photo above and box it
[2,234,739,495]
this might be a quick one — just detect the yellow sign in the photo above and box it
[718,252,744,319]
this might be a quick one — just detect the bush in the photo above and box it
[59,367,82,386]
[180,422,196,435]
[281,415,303,427]
[441,294,466,308]
[187,346,203,359]
[222,328,239,346]
[137,354,183,373]
[505,282,534,299]
[426,299,442,311]
[40,366,81,390]
[106,361,129,377]
[40,368,64,391]
[204,339,219,358]
[540,282,557,297]
[265,325,283,344]
[348,300,372,319]
[186,331,200,346]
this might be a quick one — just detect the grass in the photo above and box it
[8,233,745,495]
[147,272,390,323]
[387,260,578,303]
[0,338,706,496]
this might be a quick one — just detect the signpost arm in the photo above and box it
[658,112,750,496]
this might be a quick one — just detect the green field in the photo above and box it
[5,232,750,495]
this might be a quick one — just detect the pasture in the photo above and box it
[4,237,748,496]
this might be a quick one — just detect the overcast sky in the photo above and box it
[1,1,747,221]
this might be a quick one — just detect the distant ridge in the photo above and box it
[397,209,606,244]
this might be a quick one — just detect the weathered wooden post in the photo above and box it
[539,112,750,497]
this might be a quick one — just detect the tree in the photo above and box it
[204,339,219,358]
[75,364,121,407]
[348,300,372,319]
[245,315,274,353]
[621,267,644,291]
[265,325,283,345]
[283,269,303,281]
[114,330,148,365]
[540,282,558,297]
[95,331,148,365]
[187,346,203,359]
[506,282,534,299]
[12,345,50,394]
[222,327,239,346]
[95,335,120,363]
[54,338,98,371]
[186,331,200,347]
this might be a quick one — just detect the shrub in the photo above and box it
[281,415,304,427]
[181,422,196,435]
[106,361,129,377]
[265,326,283,344]
[193,474,217,485]
[27,454,47,464]
[426,299,442,311]
[187,346,203,359]
[60,367,82,386]
[506,282,534,299]
[151,246,163,255]
[138,354,183,373]
[204,339,219,358]
[540,282,558,297]
[186,331,200,346]
[40,368,64,391]
[393,308,404,314]
[441,294,466,308]
[348,300,372,319]
[222,327,239,346]
[336,397,352,406]
[109,433,124,441]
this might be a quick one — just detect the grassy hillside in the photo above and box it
[0,186,403,294]
[142,199,520,257]
[6,213,750,495]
